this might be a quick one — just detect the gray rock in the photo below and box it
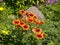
[26,6,45,20]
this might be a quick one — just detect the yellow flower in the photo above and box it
[1,30,9,35]
[0,7,4,11]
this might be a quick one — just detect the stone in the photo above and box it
[26,6,45,20]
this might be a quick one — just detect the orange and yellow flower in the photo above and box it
[12,20,20,25]
[22,24,29,30]
[36,34,43,39]
[20,10,26,15]
[35,21,41,25]
[19,19,24,22]
[33,18,38,23]
[26,17,33,23]
[19,21,25,27]
[29,13,34,18]
[43,33,47,37]
[40,21,45,24]
[34,15,38,19]
[32,28,42,34]
[35,20,45,25]
[27,12,35,18]
[25,12,30,16]
[26,12,39,23]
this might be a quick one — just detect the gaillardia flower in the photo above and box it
[36,34,43,39]
[12,20,20,25]
[19,21,25,27]
[33,16,38,22]
[28,12,35,18]
[40,20,45,24]
[32,28,42,34]
[20,10,26,15]
[34,15,38,19]
[43,33,47,37]
[25,12,30,16]
[34,20,41,25]
[22,24,29,30]
[26,17,33,23]
[35,20,45,25]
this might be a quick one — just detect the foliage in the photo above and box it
[47,41,54,45]
[0,0,60,45]
[0,8,47,45]
[39,1,60,22]
[3,0,45,15]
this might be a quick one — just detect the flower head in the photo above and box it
[43,33,47,37]
[12,20,20,25]
[40,21,45,24]
[25,12,30,16]
[32,28,42,34]
[20,10,26,15]
[36,34,43,39]
[27,12,35,18]
[34,15,38,19]
[19,21,25,27]
[29,13,34,18]
[12,15,15,19]
[0,7,4,11]
[1,30,9,35]
[22,24,29,30]
[35,20,45,25]
[33,16,38,22]
[26,17,33,23]
[35,21,41,25]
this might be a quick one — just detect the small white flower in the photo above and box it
[12,15,15,19]
[4,3,6,5]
